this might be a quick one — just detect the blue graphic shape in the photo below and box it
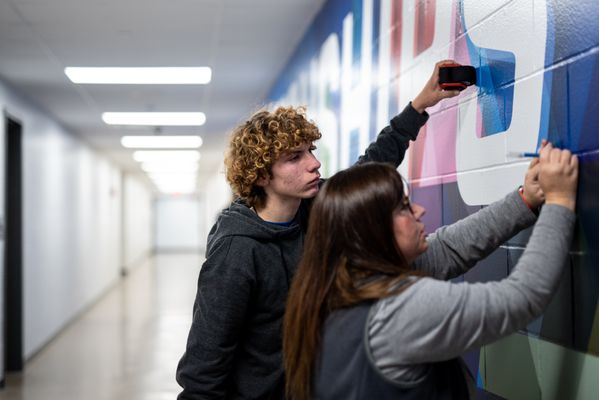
[572,252,599,354]
[509,249,574,347]
[571,152,599,355]
[461,1,516,137]
[463,248,508,284]
[349,128,360,164]
[351,0,363,88]
[475,49,516,136]
[369,0,381,141]
[268,0,352,101]
[544,65,569,150]
[461,348,481,388]
[550,0,599,65]
[537,1,555,149]
[569,52,599,152]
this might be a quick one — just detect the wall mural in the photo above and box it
[269,0,599,398]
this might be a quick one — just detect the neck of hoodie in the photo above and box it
[254,196,301,223]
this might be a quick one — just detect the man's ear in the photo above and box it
[256,175,269,187]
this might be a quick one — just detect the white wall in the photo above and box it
[153,170,230,256]
[155,195,201,252]
[198,170,231,250]
[122,173,154,273]
[0,79,123,358]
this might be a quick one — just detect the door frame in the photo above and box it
[3,111,23,374]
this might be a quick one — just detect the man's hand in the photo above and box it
[412,60,462,113]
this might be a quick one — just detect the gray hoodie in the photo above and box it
[176,200,308,399]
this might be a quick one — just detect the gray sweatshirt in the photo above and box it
[368,190,576,393]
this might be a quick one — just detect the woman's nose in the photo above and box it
[412,203,426,218]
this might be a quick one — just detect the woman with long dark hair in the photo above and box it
[283,143,578,399]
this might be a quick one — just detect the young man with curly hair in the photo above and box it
[176,61,461,400]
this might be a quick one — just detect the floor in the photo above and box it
[0,253,201,400]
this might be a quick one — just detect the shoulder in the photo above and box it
[202,235,264,279]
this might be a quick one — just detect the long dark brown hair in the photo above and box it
[283,162,418,400]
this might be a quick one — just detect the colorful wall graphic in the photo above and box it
[268,0,599,398]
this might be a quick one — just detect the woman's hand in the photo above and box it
[522,157,544,209]
[411,60,462,113]
[522,140,549,208]
[538,142,579,211]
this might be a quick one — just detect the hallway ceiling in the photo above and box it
[0,0,326,191]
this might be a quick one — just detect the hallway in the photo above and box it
[0,254,201,400]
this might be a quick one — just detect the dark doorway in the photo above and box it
[3,113,23,373]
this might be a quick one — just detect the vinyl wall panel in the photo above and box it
[268,0,599,397]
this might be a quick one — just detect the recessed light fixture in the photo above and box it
[141,162,199,173]
[148,172,198,184]
[103,112,206,126]
[153,179,197,194]
[64,67,211,84]
[121,135,203,149]
[156,187,196,195]
[133,150,201,163]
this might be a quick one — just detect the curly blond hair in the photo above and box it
[225,106,322,208]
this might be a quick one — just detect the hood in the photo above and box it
[206,199,302,250]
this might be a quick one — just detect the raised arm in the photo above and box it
[369,145,578,377]
[357,60,461,166]
[413,158,544,279]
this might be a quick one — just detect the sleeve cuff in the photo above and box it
[508,189,539,224]
[390,102,429,140]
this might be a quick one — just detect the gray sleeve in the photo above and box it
[368,204,575,382]
[412,190,537,279]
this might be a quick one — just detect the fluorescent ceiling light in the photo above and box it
[64,67,211,84]
[133,150,200,163]
[158,187,196,195]
[141,162,199,173]
[155,182,196,189]
[148,173,197,183]
[154,181,197,194]
[121,135,202,149]
[103,112,205,126]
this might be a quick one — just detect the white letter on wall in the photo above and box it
[456,0,548,205]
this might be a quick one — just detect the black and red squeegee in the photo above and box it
[438,64,477,91]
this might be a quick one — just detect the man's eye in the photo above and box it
[309,145,317,152]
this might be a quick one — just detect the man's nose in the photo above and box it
[308,152,321,171]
